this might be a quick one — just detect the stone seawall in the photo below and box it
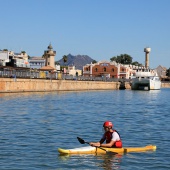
[0,78,121,93]
[0,78,169,93]
[161,82,170,88]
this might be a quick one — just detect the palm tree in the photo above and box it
[63,55,68,65]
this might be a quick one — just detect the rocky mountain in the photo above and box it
[56,54,95,70]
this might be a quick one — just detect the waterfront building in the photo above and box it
[43,43,56,69]
[67,65,82,76]
[83,61,130,79]
[12,51,29,67]
[29,57,45,69]
[0,50,10,66]
[0,50,29,67]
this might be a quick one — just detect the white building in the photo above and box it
[67,65,82,76]
[0,50,30,67]
[0,50,10,66]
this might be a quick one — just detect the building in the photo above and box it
[67,65,82,76]
[156,65,167,78]
[12,51,29,67]
[0,50,10,66]
[29,57,45,69]
[83,61,130,79]
[43,43,56,69]
[0,50,29,67]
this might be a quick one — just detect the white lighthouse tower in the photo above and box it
[144,47,151,68]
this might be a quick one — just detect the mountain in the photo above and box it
[56,54,95,70]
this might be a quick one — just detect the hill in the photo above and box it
[56,54,95,70]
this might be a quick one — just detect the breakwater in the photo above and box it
[161,82,170,88]
[0,78,169,93]
[0,78,121,92]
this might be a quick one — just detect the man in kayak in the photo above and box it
[90,121,122,148]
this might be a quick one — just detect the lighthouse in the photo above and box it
[43,43,56,68]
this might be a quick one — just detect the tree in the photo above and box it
[131,61,143,66]
[55,61,60,65]
[166,68,170,77]
[110,54,132,64]
[63,55,68,64]
[110,54,144,66]
[21,51,26,54]
[92,60,97,64]
[110,56,117,62]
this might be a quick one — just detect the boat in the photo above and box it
[58,145,156,154]
[131,68,161,90]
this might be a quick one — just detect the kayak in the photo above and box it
[58,145,156,154]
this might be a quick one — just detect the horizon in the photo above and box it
[0,0,170,69]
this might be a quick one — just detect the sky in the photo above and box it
[0,0,170,68]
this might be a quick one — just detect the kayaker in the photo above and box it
[90,121,122,148]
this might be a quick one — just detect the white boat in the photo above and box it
[131,69,161,90]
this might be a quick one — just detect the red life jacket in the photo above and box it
[104,130,122,148]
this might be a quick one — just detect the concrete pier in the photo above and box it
[0,78,121,93]
[0,78,169,93]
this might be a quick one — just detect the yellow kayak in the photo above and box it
[58,145,156,154]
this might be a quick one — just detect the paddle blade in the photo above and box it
[77,137,85,144]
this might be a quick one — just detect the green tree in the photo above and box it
[110,54,132,64]
[21,51,26,54]
[55,61,60,65]
[131,61,143,66]
[110,56,117,62]
[166,68,170,77]
[63,55,68,64]
[92,60,97,64]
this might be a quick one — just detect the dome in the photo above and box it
[48,43,53,50]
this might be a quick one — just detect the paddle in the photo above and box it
[77,137,117,155]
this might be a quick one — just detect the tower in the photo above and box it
[43,43,56,68]
[144,47,151,68]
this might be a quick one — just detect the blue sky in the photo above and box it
[0,0,170,68]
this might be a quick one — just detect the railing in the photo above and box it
[0,69,133,82]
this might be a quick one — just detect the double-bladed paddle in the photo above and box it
[77,137,117,155]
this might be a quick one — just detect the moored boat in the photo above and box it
[58,145,156,154]
[131,69,161,90]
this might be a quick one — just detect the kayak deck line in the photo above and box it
[58,145,157,154]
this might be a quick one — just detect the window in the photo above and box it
[112,68,114,72]
[104,67,106,72]
[86,68,88,71]
[95,68,98,72]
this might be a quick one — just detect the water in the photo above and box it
[0,89,169,170]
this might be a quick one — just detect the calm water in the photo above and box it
[0,89,170,170]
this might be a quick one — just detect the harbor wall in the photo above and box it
[0,78,121,92]
[161,82,170,88]
[0,78,169,93]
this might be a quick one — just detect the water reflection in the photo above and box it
[58,153,122,170]
[97,154,122,170]
[0,90,96,99]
